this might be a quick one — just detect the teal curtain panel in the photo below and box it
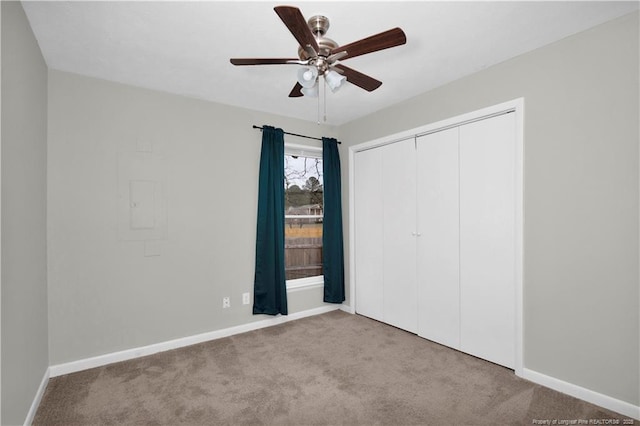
[253,126,288,315]
[322,137,346,303]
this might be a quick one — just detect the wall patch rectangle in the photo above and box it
[117,152,167,241]
[130,180,156,230]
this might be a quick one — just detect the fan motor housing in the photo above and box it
[308,15,329,35]
[298,15,338,59]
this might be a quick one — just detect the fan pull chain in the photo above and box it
[316,80,321,125]
[323,77,327,122]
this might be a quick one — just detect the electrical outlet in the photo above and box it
[242,292,250,305]
[222,297,230,308]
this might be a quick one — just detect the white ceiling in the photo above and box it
[21,1,639,126]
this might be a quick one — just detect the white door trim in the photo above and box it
[348,98,524,376]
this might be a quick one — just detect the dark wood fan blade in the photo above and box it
[333,64,382,92]
[289,82,303,98]
[331,27,406,61]
[230,58,300,66]
[274,6,320,54]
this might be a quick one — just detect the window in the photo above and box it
[284,145,323,287]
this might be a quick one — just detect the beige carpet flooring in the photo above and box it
[34,310,631,425]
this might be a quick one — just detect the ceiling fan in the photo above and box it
[230,6,407,98]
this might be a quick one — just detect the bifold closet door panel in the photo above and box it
[354,148,384,322]
[382,139,418,333]
[416,127,461,348]
[459,113,516,369]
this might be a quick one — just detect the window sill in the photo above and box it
[286,275,324,292]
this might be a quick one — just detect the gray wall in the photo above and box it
[1,2,3,420]
[339,12,639,406]
[1,1,49,424]
[47,70,336,365]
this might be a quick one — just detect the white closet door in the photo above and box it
[354,148,384,322]
[416,127,461,348]
[459,113,516,368]
[382,139,418,333]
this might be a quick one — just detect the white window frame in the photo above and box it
[284,143,324,291]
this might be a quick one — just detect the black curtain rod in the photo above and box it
[252,125,341,144]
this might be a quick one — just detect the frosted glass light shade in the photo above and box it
[325,70,346,92]
[297,67,318,88]
[301,85,319,97]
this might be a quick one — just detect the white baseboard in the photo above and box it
[49,305,341,378]
[521,368,640,420]
[24,367,49,426]
[339,303,355,314]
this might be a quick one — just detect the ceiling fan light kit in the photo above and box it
[297,66,319,88]
[230,5,407,107]
[325,70,346,93]
[301,85,319,98]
